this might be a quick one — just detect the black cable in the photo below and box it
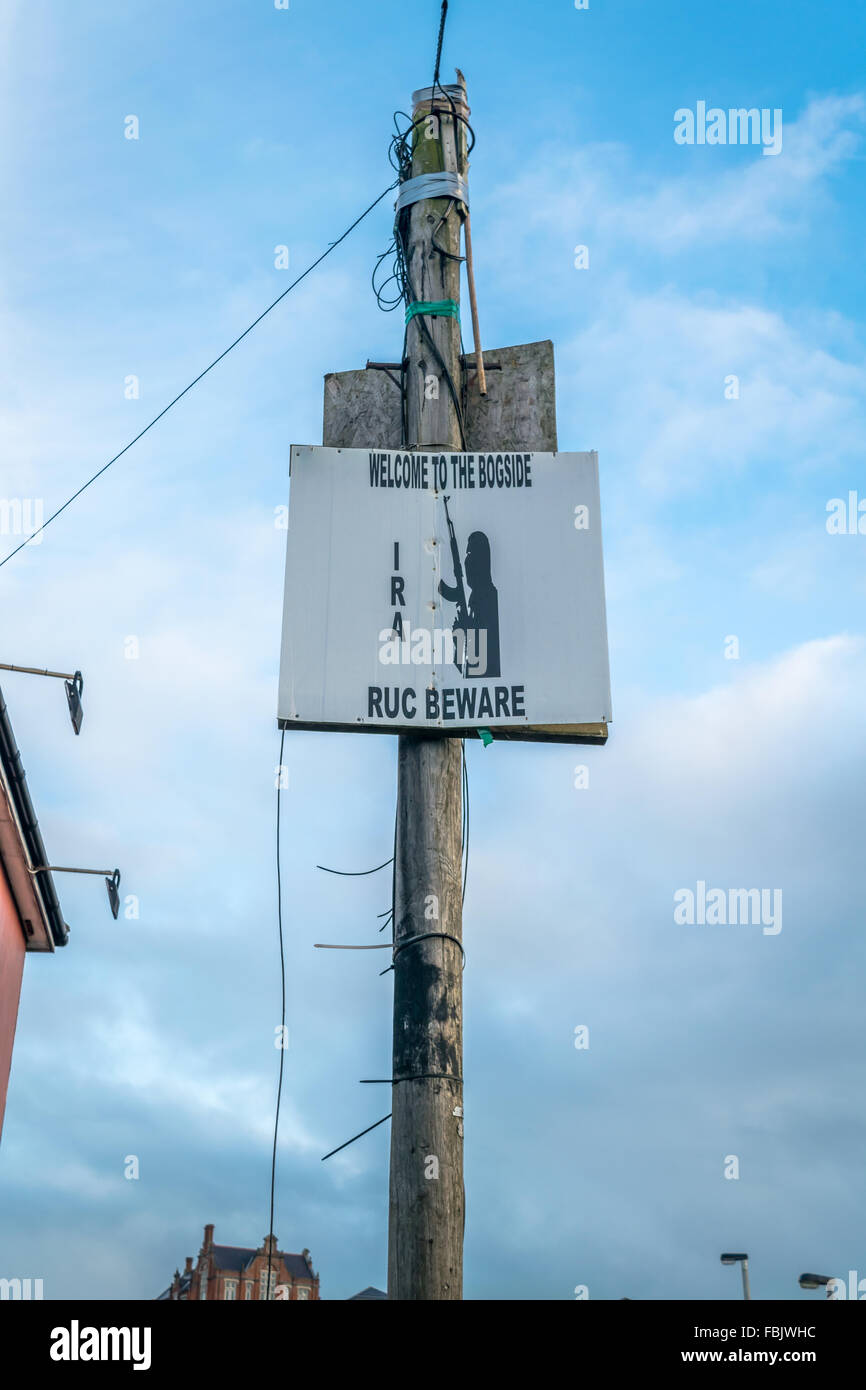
[316,857,393,877]
[397,219,468,448]
[415,0,472,447]
[433,1,448,89]
[379,91,471,449]
[461,740,469,904]
[377,781,399,962]
[267,726,287,1303]
[431,8,462,195]
[360,1072,462,1084]
[0,179,399,571]
[393,930,466,965]
[374,101,475,328]
[400,328,409,446]
[386,104,475,184]
[321,1112,392,1163]
[431,197,465,266]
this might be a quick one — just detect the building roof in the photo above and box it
[212,1245,257,1272]
[156,1272,192,1300]
[348,1286,388,1300]
[0,686,67,951]
[212,1245,313,1280]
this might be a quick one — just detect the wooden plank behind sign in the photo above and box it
[323,340,558,453]
[317,340,608,745]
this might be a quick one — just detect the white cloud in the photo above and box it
[488,93,865,256]
[471,94,866,500]
[561,288,866,495]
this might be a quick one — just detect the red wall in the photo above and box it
[0,871,26,1142]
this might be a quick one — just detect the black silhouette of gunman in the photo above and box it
[438,498,501,678]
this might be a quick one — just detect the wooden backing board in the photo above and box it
[323,339,558,453]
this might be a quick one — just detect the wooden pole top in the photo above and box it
[411,82,470,120]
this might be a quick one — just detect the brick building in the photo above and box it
[157,1224,319,1300]
[0,687,67,1143]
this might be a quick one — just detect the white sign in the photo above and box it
[278,447,611,743]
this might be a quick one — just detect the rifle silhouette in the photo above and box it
[441,495,470,632]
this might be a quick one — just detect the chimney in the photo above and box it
[203,1223,214,1250]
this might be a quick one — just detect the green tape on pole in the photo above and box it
[478,728,493,747]
[405,299,460,325]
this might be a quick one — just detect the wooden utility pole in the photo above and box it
[388,76,470,1300]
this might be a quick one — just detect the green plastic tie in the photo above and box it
[405,299,460,325]
[478,728,493,747]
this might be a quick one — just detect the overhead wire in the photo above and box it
[316,857,393,877]
[372,8,475,452]
[267,727,288,1301]
[433,0,448,89]
[461,740,470,904]
[0,179,399,571]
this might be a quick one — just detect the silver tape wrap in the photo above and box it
[395,171,469,213]
[411,84,468,110]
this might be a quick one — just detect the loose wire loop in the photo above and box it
[372,79,477,451]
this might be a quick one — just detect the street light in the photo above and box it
[721,1253,751,1301]
[105,869,121,920]
[30,864,122,919]
[65,672,84,736]
[0,663,85,735]
[799,1273,835,1298]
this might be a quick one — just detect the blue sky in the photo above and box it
[1,0,865,1300]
